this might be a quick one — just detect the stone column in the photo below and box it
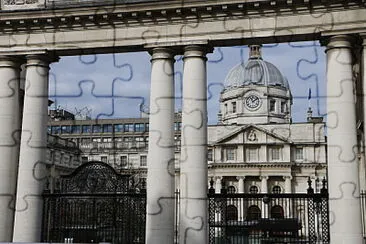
[361,38,366,192]
[179,45,210,244]
[237,176,245,193]
[325,35,363,244]
[13,54,57,242]
[0,56,22,242]
[283,176,292,217]
[237,176,245,220]
[215,176,222,194]
[145,47,175,244]
[260,176,268,218]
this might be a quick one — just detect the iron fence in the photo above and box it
[208,178,329,244]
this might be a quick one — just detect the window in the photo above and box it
[226,147,236,161]
[226,205,238,221]
[174,122,182,131]
[81,156,88,163]
[145,123,149,132]
[269,99,276,112]
[93,125,102,133]
[121,156,128,167]
[249,185,259,194]
[247,205,261,221]
[71,125,81,134]
[207,149,213,161]
[102,137,112,142]
[92,138,101,143]
[82,125,91,133]
[47,126,52,133]
[232,102,237,113]
[114,124,124,132]
[272,185,282,194]
[281,101,287,113]
[51,126,61,134]
[140,155,147,167]
[247,147,258,162]
[175,136,181,150]
[102,124,113,133]
[270,147,281,161]
[61,125,71,134]
[295,147,303,160]
[135,123,145,132]
[225,103,228,114]
[124,124,134,132]
[270,205,284,219]
[101,156,107,163]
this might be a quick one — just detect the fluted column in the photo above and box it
[145,47,175,244]
[325,35,363,243]
[179,45,210,244]
[13,54,57,242]
[260,176,268,218]
[0,56,22,242]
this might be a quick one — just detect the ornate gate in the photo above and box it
[42,161,146,243]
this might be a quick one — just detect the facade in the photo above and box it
[48,46,327,196]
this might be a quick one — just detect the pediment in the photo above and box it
[213,124,293,145]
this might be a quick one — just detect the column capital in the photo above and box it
[183,45,213,60]
[283,175,293,181]
[214,176,222,181]
[0,56,24,69]
[149,47,176,61]
[25,54,59,68]
[236,176,245,181]
[260,175,269,181]
[321,34,360,52]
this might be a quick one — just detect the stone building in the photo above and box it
[48,46,327,196]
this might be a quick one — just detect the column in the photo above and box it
[260,176,268,218]
[215,176,222,193]
[179,45,210,244]
[283,176,292,218]
[145,48,175,244]
[325,35,363,243]
[13,54,57,242]
[236,176,245,220]
[0,56,22,242]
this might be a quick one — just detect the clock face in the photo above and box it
[245,95,261,109]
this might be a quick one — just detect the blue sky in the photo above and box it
[49,41,326,125]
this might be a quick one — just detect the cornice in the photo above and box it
[0,0,364,34]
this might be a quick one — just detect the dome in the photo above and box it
[224,46,290,90]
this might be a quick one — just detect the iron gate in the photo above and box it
[208,178,329,244]
[42,161,146,243]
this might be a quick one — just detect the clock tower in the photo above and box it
[219,45,292,125]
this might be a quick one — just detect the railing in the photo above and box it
[207,178,329,244]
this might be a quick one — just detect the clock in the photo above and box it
[245,95,261,109]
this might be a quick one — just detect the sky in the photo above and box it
[49,41,326,125]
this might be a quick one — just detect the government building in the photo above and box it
[47,45,327,195]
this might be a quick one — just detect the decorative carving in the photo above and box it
[58,161,131,193]
[247,130,257,141]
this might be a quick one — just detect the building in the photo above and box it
[48,45,327,195]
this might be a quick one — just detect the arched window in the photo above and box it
[249,185,259,194]
[227,186,236,194]
[247,205,261,221]
[226,205,238,221]
[272,185,281,194]
[270,205,284,219]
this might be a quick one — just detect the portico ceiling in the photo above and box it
[0,0,365,55]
